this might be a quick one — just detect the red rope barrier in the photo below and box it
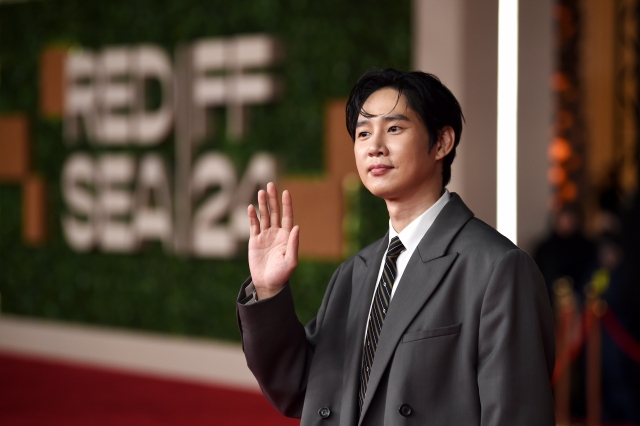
[553,304,640,387]
[601,309,640,365]
[552,308,593,385]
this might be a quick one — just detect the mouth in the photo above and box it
[368,164,393,175]
[369,164,393,171]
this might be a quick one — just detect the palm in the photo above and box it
[247,183,299,297]
[249,227,293,287]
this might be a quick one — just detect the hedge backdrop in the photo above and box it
[0,0,410,341]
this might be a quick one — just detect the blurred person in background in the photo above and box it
[597,179,640,424]
[590,234,637,423]
[533,205,596,309]
[590,173,639,424]
[533,206,595,419]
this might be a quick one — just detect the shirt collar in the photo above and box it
[388,189,452,253]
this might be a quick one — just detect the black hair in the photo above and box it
[346,68,465,187]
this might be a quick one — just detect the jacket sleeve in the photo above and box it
[477,249,556,426]
[236,263,343,418]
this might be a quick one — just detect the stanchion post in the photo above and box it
[585,287,607,426]
[553,277,575,426]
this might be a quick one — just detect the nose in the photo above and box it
[367,133,388,157]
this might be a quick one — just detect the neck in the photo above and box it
[386,186,444,233]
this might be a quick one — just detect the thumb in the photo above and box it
[285,225,300,266]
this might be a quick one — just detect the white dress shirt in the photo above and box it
[363,189,451,342]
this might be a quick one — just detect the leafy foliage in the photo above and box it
[0,0,408,340]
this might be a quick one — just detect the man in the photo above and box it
[237,68,555,425]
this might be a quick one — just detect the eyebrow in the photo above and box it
[383,114,410,122]
[355,114,410,129]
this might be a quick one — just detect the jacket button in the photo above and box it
[399,404,412,417]
[318,407,331,418]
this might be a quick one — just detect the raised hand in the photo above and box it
[247,182,300,300]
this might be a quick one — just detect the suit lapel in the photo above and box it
[340,235,387,426]
[357,193,473,424]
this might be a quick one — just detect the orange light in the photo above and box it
[549,137,572,162]
[559,181,577,201]
[551,72,570,92]
[548,165,567,185]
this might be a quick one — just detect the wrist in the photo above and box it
[255,285,285,301]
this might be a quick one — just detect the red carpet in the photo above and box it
[0,352,300,425]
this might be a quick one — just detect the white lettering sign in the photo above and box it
[60,34,281,258]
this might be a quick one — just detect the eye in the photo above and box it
[358,131,370,138]
[389,126,400,133]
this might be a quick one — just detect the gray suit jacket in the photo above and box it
[237,193,555,425]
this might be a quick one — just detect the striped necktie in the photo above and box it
[358,236,405,411]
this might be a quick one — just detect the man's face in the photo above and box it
[354,88,441,202]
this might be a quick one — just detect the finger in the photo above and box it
[285,225,300,267]
[247,204,260,237]
[281,189,294,231]
[257,189,270,230]
[267,182,281,228]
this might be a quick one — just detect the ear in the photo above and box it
[434,126,455,161]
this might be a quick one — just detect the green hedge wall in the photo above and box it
[0,0,409,341]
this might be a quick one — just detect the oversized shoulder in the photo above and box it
[450,216,546,305]
[451,216,545,279]
[411,192,520,265]
[421,193,539,282]
[452,217,518,259]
